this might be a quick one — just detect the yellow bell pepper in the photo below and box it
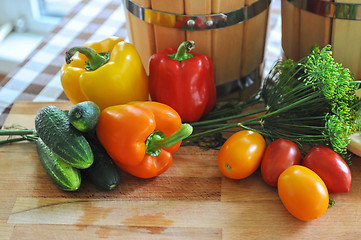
[61,36,149,110]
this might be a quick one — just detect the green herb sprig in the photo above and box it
[187,45,360,162]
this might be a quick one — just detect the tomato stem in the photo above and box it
[328,198,336,208]
[225,164,232,171]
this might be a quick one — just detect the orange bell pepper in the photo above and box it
[96,101,193,178]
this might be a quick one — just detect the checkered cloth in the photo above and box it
[0,0,282,127]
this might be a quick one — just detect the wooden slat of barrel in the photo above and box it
[281,0,300,60]
[299,0,331,58]
[184,0,212,57]
[211,0,245,85]
[332,0,361,80]
[151,0,185,52]
[126,0,155,74]
[240,0,269,77]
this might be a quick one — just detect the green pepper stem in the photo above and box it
[146,123,193,156]
[66,46,110,71]
[168,41,195,61]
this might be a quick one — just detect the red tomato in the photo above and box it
[261,139,301,186]
[278,165,329,221]
[302,146,352,193]
[217,130,266,179]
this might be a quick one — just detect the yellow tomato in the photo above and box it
[278,165,329,221]
[217,130,266,179]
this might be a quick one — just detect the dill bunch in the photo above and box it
[187,45,361,161]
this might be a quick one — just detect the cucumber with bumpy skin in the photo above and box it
[36,138,81,191]
[35,105,93,169]
[83,133,120,191]
[68,101,100,132]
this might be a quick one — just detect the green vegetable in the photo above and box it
[36,138,81,191]
[0,128,37,145]
[188,45,361,162]
[35,105,93,169]
[83,133,120,191]
[68,101,100,132]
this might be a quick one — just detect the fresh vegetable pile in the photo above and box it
[1,101,121,191]
[1,38,360,222]
[0,100,192,191]
[217,130,351,221]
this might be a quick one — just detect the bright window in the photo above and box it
[0,0,82,74]
[0,0,82,35]
[38,0,82,18]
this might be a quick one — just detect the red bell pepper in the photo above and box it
[148,41,216,123]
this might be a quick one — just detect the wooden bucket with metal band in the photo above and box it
[124,0,271,99]
[281,0,361,80]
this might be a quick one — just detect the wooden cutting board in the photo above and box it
[1,101,361,240]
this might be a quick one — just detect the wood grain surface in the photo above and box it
[1,101,361,240]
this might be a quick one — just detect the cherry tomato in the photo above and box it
[302,146,351,193]
[261,139,301,186]
[217,130,266,179]
[278,165,329,221]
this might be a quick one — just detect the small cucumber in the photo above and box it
[35,105,93,169]
[36,138,81,191]
[68,101,100,132]
[83,133,120,191]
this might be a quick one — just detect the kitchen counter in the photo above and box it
[1,101,361,239]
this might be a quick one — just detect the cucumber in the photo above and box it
[68,101,100,132]
[36,138,81,191]
[35,105,93,169]
[83,133,120,191]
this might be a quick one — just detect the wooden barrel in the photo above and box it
[124,0,271,99]
[281,0,361,80]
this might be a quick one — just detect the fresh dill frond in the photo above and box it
[189,45,361,162]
